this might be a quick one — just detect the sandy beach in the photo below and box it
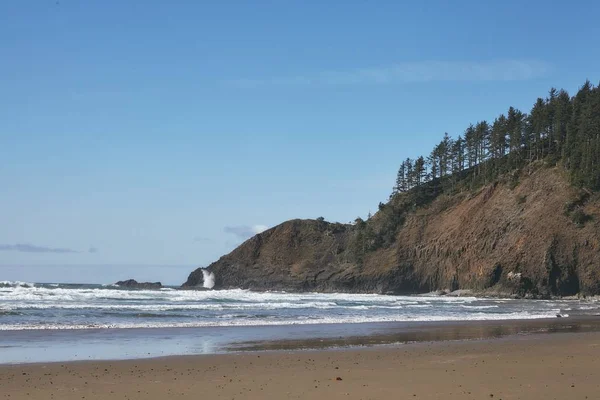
[2,330,600,400]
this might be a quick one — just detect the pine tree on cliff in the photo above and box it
[507,106,526,169]
[545,88,558,155]
[529,97,547,161]
[394,162,407,193]
[405,158,414,189]
[414,156,426,186]
[577,83,600,188]
[464,124,477,169]
[491,114,508,160]
[451,135,465,174]
[474,121,490,178]
[554,89,572,157]
[442,133,454,176]
[564,81,592,178]
[427,150,439,180]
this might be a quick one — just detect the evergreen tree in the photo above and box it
[554,89,572,157]
[452,135,465,173]
[546,88,558,155]
[427,149,439,180]
[405,158,414,189]
[394,163,406,193]
[464,124,477,168]
[507,107,525,168]
[474,121,490,177]
[432,133,455,177]
[565,81,593,175]
[390,80,600,199]
[414,156,426,186]
[529,98,547,160]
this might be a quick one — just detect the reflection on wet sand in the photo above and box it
[228,316,600,351]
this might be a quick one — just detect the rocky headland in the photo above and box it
[184,166,600,298]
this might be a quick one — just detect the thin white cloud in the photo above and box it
[224,225,269,240]
[252,225,269,234]
[0,243,99,254]
[226,60,552,88]
[0,244,79,254]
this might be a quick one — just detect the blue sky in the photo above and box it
[1,0,599,284]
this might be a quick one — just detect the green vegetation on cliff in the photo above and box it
[391,81,600,195]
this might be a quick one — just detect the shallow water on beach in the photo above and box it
[2,317,600,364]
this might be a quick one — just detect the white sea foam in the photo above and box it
[0,311,565,331]
[575,305,599,310]
[0,284,589,331]
[460,305,499,309]
[3,301,344,311]
[0,286,476,304]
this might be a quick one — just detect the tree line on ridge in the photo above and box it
[392,81,600,196]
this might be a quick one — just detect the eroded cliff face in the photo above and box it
[184,167,600,297]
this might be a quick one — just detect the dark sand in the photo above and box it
[2,330,600,399]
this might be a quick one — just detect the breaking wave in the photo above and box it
[0,283,591,331]
[0,281,35,288]
[0,311,565,331]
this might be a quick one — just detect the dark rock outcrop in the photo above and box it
[115,279,162,289]
[183,167,600,297]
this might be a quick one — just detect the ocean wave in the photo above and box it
[0,301,398,311]
[460,305,499,309]
[0,286,478,304]
[0,281,35,288]
[0,304,22,316]
[1,284,590,333]
[0,311,566,331]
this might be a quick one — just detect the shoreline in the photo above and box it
[2,330,600,399]
[223,315,600,352]
[2,315,600,365]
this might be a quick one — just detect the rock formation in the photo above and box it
[115,279,162,290]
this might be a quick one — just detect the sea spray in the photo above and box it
[202,269,215,289]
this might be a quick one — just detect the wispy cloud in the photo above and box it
[0,244,79,254]
[226,60,552,88]
[224,225,269,240]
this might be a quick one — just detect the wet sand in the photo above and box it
[2,330,600,399]
[226,316,600,352]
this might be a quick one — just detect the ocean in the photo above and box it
[1,281,599,363]
[1,280,591,330]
